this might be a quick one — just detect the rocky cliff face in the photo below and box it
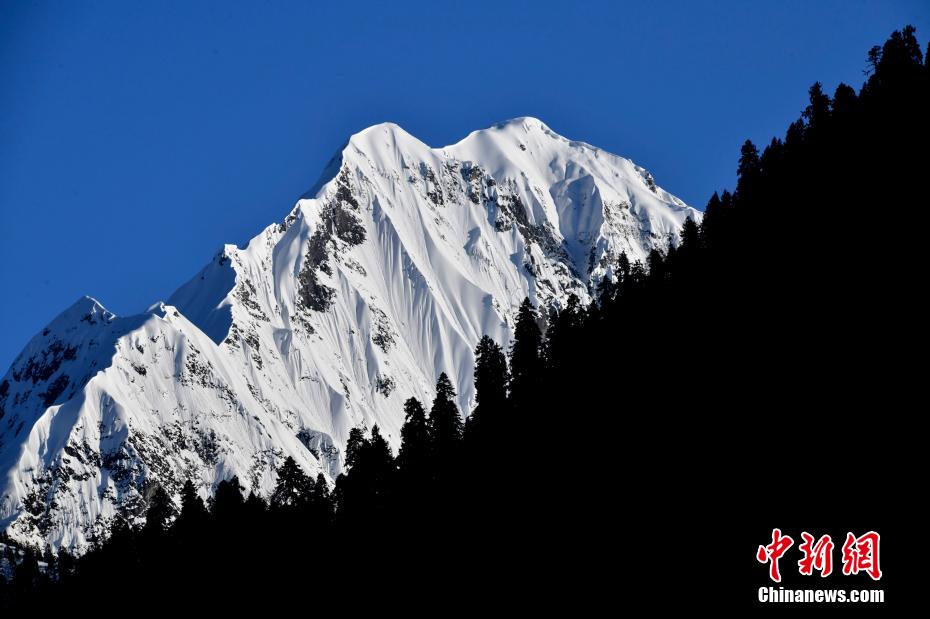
[0,117,698,550]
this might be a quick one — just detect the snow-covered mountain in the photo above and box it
[0,117,698,550]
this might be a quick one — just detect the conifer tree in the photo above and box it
[344,427,367,472]
[508,298,543,415]
[271,456,313,509]
[545,294,585,376]
[143,485,176,537]
[679,216,700,251]
[335,425,394,522]
[177,479,208,528]
[831,83,858,121]
[428,373,463,450]
[398,397,430,473]
[647,248,666,282]
[803,82,832,133]
[595,273,615,307]
[368,425,395,475]
[211,476,245,520]
[617,250,631,278]
[468,336,508,440]
[310,473,332,508]
[735,139,761,203]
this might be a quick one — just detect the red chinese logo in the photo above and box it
[798,532,834,577]
[841,531,882,581]
[757,529,882,581]
[757,528,794,582]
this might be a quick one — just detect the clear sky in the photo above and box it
[1,1,928,370]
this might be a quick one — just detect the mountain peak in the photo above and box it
[344,121,423,155]
[50,295,114,330]
[1,118,698,552]
[489,116,551,132]
[341,117,559,162]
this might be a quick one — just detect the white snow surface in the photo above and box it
[0,117,698,550]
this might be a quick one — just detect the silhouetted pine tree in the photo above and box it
[211,476,245,520]
[367,425,395,481]
[176,479,208,531]
[679,216,700,253]
[397,397,430,475]
[142,486,176,539]
[467,336,508,443]
[734,139,761,211]
[428,373,463,452]
[544,294,585,379]
[309,473,333,522]
[344,426,366,471]
[335,425,395,527]
[271,456,313,510]
[508,298,543,416]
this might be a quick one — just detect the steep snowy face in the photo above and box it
[0,117,698,550]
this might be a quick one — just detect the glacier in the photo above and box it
[0,117,699,550]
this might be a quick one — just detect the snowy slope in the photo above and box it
[0,117,698,550]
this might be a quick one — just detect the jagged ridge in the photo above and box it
[0,117,698,550]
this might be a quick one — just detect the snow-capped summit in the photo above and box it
[0,118,699,550]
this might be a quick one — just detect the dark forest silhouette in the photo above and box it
[2,26,927,612]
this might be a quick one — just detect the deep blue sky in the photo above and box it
[1,1,928,369]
